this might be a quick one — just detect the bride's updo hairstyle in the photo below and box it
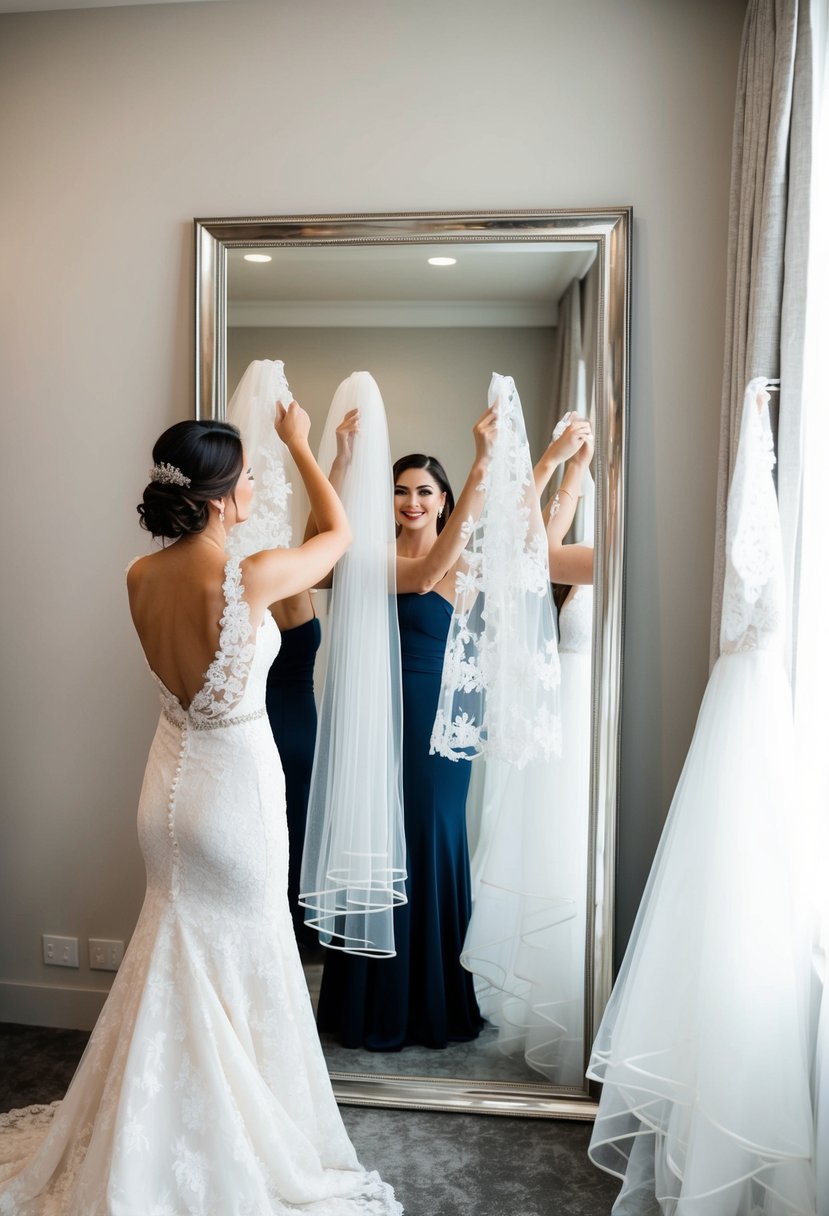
[138,419,243,540]
[392,454,455,536]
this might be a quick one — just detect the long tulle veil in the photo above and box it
[299,372,406,957]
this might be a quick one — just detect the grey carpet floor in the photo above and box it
[305,964,577,1086]
[0,1023,620,1215]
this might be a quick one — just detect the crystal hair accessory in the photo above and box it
[149,462,191,488]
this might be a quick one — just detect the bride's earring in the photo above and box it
[219,502,225,525]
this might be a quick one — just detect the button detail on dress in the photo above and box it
[165,728,188,902]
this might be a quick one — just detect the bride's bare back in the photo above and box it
[129,536,347,710]
[127,542,243,711]
[129,401,351,710]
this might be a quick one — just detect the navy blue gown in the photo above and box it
[265,615,322,953]
[317,591,483,1050]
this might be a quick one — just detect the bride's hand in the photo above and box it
[334,408,360,465]
[275,400,311,449]
[473,404,499,466]
[570,422,595,468]
[547,414,592,464]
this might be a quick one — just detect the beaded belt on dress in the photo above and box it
[162,706,267,731]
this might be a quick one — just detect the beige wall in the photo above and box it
[0,0,745,1026]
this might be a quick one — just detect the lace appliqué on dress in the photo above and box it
[431,373,561,769]
[186,558,257,724]
[0,1105,60,1190]
[127,554,261,727]
[720,377,785,656]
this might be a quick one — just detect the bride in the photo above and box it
[0,404,401,1214]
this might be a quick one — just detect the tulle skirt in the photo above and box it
[463,648,591,1085]
[588,648,815,1215]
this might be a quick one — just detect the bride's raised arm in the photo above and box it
[395,405,497,595]
[545,430,594,586]
[300,407,359,589]
[243,401,351,609]
[533,413,592,499]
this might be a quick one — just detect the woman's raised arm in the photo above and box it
[545,430,595,587]
[244,402,351,609]
[396,406,498,595]
[533,413,593,499]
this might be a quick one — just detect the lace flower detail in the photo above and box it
[431,374,562,768]
[187,558,257,723]
[720,378,785,656]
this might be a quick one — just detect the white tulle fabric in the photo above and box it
[0,556,401,1216]
[225,359,296,560]
[587,379,815,1215]
[430,372,561,768]
[299,372,406,958]
[462,464,594,1086]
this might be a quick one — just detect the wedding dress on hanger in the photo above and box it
[461,454,594,1086]
[587,378,814,1215]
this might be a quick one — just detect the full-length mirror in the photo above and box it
[195,210,630,1118]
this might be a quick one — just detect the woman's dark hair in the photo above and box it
[552,581,572,618]
[138,420,243,540]
[392,454,455,535]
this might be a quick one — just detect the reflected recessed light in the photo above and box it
[244,253,272,263]
[428,256,457,266]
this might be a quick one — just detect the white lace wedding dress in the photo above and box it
[587,379,815,1214]
[0,556,401,1216]
[462,581,592,1086]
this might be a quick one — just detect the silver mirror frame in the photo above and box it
[194,209,631,1119]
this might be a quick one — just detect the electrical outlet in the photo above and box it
[42,935,79,968]
[88,938,124,972]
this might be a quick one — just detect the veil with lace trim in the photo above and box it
[224,359,296,561]
[430,372,561,769]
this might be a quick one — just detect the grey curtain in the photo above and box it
[547,277,583,440]
[546,268,601,538]
[580,257,600,430]
[711,0,813,665]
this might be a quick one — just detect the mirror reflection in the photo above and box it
[226,241,598,1089]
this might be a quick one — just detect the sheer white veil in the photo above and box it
[224,359,296,559]
[431,372,561,768]
[299,372,406,957]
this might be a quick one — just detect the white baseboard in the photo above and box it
[0,981,110,1031]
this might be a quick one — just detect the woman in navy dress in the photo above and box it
[266,591,322,953]
[317,407,497,1050]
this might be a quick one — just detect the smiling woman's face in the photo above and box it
[393,467,446,534]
